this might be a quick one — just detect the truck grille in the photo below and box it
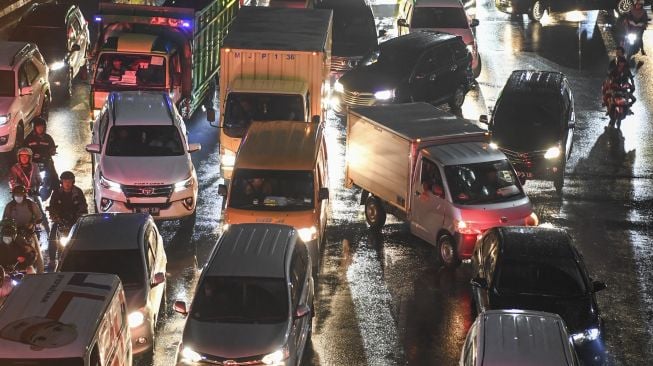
[500,148,546,169]
[122,185,173,198]
[331,56,361,73]
[341,89,376,107]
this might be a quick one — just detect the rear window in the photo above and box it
[60,249,145,287]
[0,358,84,366]
[0,71,15,97]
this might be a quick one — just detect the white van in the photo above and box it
[0,272,132,366]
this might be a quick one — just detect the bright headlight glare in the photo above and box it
[261,349,287,365]
[99,173,122,193]
[455,220,481,235]
[544,146,561,159]
[627,33,637,44]
[333,80,344,93]
[181,346,203,362]
[0,114,10,125]
[128,311,144,328]
[572,328,600,344]
[50,61,66,71]
[221,150,236,167]
[174,177,194,192]
[297,226,317,242]
[60,235,70,247]
[488,142,498,150]
[374,89,394,100]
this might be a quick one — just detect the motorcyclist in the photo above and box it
[625,0,649,56]
[9,147,42,195]
[0,219,37,273]
[48,171,87,268]
[2,186,44,273]
[23,117,59,196]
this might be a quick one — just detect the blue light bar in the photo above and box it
[181,20,191,28]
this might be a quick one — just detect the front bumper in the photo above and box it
[95,187,197,220]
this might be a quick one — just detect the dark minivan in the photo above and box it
[480,70,575,194]
[315,0,380,81]
[333,30,472,113]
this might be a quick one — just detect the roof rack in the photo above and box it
[10,44,31,67]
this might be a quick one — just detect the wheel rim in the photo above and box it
[618,0,633,13]
[440,238,454,264]
[366,202,378,223]
[533,1,543,20]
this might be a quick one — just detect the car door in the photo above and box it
[18,60,42,121]
[410,157,446,245]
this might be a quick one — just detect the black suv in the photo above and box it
[333,31,472,113]
[480,70,575,194]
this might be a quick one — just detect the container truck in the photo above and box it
[217,6,332,180]
[90,0,239,120]
[345,103,538,267]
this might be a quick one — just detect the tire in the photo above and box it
[528,0,544,21]
[437,234,461,268]
[364,195,386,230]
[448,84,466,110]
[472,54,482,79]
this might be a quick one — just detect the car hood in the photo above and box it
[101,156,191,185]
[456,196,533,229]
[124,285,147,310]
[0,97,14,114]
[411,27,474,45]
[339,63,404,93]
[182,318,289,359]
[490,293,597,333]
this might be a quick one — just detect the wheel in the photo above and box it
[437,234,461,268]
[364,195,386,230]
[448,84,466,110]
[528,0,544,21]
[617,0,633,14]
[40,93,50,119]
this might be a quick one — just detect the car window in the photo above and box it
[24,61,40,83]
[0,71,15,97]
[105,125,185,156]
[60,249,145,287]
[18,65,30,88]
[229,169,315,211]
[420,158,443,195]
[444,160,525,205]
[495,257,588,297]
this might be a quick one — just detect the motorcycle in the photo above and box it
[622,18,647,58]
[49,219,72,264]
[606,82,636,128]
[7,260,34,286]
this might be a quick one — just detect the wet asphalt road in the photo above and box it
[1,0,652,364]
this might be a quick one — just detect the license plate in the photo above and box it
[516,171,534,179]
[133,207,160,216]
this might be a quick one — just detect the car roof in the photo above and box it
[69,213,149,251]
[423,142,507,166]
[504,70,566,95]
[108,91,175,126]
[480,309,575,365]
[380,30,458,57]
[236,121,322,171]
[496,226,575,260]
[206,224,297,279]
[416,0,465,8]
[0,41,32,68]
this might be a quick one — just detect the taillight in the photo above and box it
[525,212,539,226]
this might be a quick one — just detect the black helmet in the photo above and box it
[60,171,75,182]
[11,185,26,196]
[33,117,47,128]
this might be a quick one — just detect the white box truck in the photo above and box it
[217,6,332,180]
[345,103,538,267]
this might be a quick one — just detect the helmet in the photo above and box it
[16,147,33,159]
[60,171,75,182]
[32,117,46,128]
[11,185,26,196]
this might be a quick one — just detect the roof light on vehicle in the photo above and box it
[374,89,395,101]
[544,146,561,159]
[181,346,203,362]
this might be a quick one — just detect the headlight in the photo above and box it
[333,80,344,93]
[221,150,236,168]
[261,348,288,365]
[572,328,600,344]
[128,311,145,328]
[544,146,561,159]
[466,44,475,55]
[174,176,194,192]
[50,61,66,71]
[488,142,498,150]
[99,173,122,193]
[374,89,395,101]
[627,33,637,45]
[0,113,11,125]
[181,346,203,362]
[297,226,317,242]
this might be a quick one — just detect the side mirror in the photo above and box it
[470,277,488,289]
[378,29,387,38]
[311,115,320,124]
[471,19,480,27]
[187,143,201,153]
[151,272,165,287]
[294,304,310,319]
[85,143,100,154]
[479,115,489,124]
[218,183,228,197]
[173,300,188,315]
[172,73,182,87]
[592,280,607,292]
[397,18,408,27]
[432,184,445,199]
[71,44,81,52]
[318,187,329,200]
[19,86,33,96]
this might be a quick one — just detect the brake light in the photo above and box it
[456,220,481,235]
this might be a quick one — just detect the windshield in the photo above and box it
[444,160,525,205]
[229,169,315,211]
[105,125,184,157]
[2,358,84,366]
[60,249,145,287]
[223,93,305,138]
[495,258,588,297]
[411,7,469,28]
[0,71,14,97]
[191,276,288,323]
[493,93,563,150]
[331,9,378,52]
[94,53,167,88]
